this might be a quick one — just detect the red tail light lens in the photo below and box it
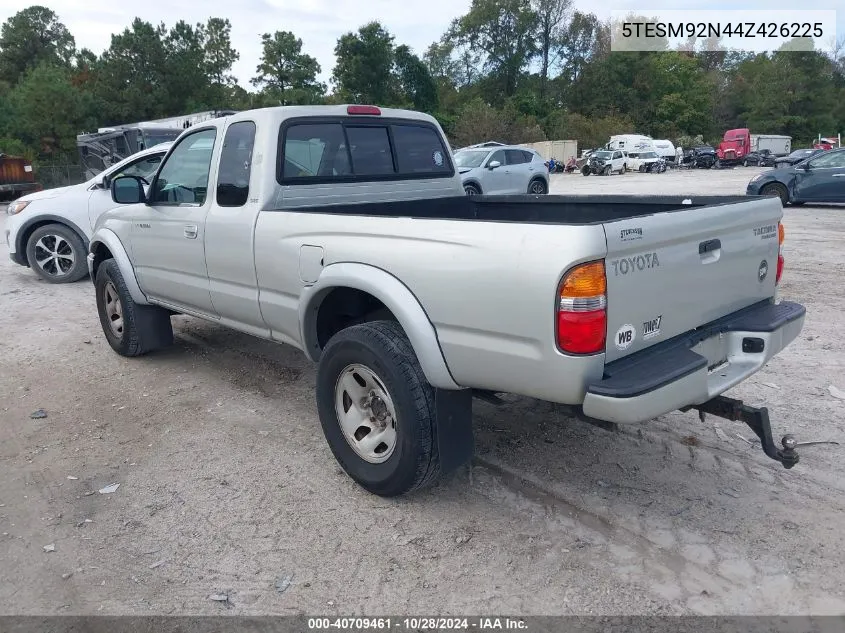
[776,222,785,284]
[557,310,607,354]
[556,260,607,355]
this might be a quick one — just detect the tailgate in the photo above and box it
[602,197,782,362]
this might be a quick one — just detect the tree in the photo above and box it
[4,62,96,157]
[450,0,538,97]
[251,31,324,105]
[164,20,211,112]
[394,45,438,112]
[95,18,170,123]
[204,18,239,87]
[332,22,398,104]
[531,0,570,97]
[556,11,603,86]
[0,6,76,84]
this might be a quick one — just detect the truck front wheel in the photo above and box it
[316,320,441,497]
[95,259,173,357]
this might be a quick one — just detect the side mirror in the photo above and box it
[99,176,110,190]
[800,161,811,171]
[111,175,146,204]
[488,160,501,170]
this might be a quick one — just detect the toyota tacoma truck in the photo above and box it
[86,104,807,497]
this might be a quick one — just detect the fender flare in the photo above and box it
[298,262,461,390]
[88,228,149,305]
[15,214,91,261]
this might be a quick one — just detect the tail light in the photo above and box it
[556,260,607,355]
[776,222,785,284]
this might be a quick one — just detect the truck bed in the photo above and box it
[273,194,756,225]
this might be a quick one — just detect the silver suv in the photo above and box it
[454,145,549,196]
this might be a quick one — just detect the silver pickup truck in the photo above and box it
[87,105,807,497]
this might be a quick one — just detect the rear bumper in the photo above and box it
[582,300,805,424]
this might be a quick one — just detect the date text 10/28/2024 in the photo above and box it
[308,617,528,630]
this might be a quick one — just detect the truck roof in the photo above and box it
[203,105,440,131]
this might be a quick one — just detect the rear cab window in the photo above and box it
[278,117,453,184]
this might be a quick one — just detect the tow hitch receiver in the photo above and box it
[684,395,805,469]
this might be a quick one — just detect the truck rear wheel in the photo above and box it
[315,320,441,497]
[95,259,174,357]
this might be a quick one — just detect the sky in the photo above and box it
[1,0,841,90]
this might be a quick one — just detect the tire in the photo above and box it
[528,178,547,195]
[95,259,174,357]
[581,166,590,176]
[316,320,441,497]
[464,183,480,196]
[603,166,611,176]
[760,182,789,207]
[743,159,748,167]
[25,223,88,283]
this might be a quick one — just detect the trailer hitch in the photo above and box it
[682,395,828,469]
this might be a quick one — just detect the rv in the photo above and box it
[76,110,237,179]
[652,139,677,163]
[606,135,656,157]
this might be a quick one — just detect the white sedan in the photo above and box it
[5,143,172,283]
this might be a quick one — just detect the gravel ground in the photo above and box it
[1,167,844,616]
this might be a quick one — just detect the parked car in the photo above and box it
[628,150,661,172]
[454,145,549,195]
[742,149,776,167]
[774,148,824,168]
[581,149,627,176]
[747,147,845,205]
[87,104,806,497]
[684,146,717,169]
[5,143,171,283]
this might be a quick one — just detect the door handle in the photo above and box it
[184,224,198,239]
[699,238,721,254]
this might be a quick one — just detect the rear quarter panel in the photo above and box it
[254,201,610,403]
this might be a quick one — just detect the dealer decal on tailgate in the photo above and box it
[643,314,662,340]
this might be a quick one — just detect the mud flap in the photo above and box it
[434,388,474,475]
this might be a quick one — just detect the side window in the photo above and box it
[391,124,452,175]
[613,151,622,160]
[346,126,394,176]
[217,121,257,207]
[283,123,350,178]
[810,151,845,169]
[488,150,506,166]
[150,128,216,205]
[114,155,163,182]
[521,150,535,163]
[505,149,528,165]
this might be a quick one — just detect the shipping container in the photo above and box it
[0,154,41,201]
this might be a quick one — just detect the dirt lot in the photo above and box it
[1,167,844,616]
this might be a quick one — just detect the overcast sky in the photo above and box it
[1,0,841,90]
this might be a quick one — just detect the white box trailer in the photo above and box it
[520,140,578,163]
[750,134,791,156]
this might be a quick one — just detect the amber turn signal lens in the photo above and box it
[560,261,606,298]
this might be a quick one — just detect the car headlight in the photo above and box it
[6,200,30,215]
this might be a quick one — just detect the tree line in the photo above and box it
[1,2,843,164]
